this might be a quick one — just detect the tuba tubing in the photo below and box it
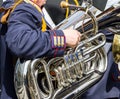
[14,1,109,99]
[58,1,120,32]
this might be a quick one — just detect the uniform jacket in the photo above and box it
[5,1,66,59]
[1,0,66,99]
[0,0,18,99]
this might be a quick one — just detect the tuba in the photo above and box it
[14,1,109,99]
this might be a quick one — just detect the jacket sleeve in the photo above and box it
[5,7,66,59]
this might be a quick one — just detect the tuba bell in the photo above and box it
[14,1,108,99]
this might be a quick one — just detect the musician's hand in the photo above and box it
[63,29,82,48]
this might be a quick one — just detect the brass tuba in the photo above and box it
[14,1,108,99]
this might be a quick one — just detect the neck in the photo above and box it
[24,0,43,13]
[30,0,40,7]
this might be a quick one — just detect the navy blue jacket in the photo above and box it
[5,1,66,59]
[1,1,66,99]
[0,1,18,99]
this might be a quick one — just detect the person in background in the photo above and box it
[0,0,82,98]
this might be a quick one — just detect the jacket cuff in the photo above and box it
[50,30,66,57]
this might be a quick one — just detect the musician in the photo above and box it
[0,0,82,98]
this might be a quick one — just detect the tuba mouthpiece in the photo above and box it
[60,1,70,8]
